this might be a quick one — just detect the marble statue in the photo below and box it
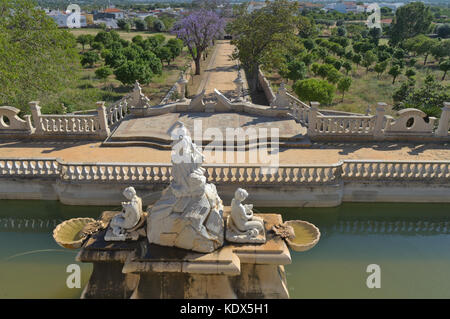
[147,122,224,253]
[226,188,266,243]
[105,186,143,241]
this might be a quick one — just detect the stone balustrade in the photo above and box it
[0,158,60,177]
[342,160,450,180]
[1,158,448,184]
[105,98,130,128]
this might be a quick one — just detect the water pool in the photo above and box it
[0,200,449,298]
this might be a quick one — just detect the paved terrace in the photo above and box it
[0,140,448,164]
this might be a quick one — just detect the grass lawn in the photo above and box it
[266,55,449,116]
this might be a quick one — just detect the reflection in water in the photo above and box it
[0,200,449,298]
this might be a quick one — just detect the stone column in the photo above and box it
[96,101,110,138]
[307,102,319,136]
[177,73,188,102]
[29,101,43,134]
[436,102,450,137]
[373,102,387,140]
[233,71,244,102]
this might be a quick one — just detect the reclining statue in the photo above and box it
[226,188,265,243]
[110,186,143,237]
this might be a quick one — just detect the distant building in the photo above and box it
[246,1,266,13]
[46,4,86,28]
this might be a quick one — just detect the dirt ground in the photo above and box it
[0,140,448,165]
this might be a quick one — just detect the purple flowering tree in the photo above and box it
[172,9,225,75]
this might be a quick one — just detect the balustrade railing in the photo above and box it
[105,97,130,128]
[342,160,450,180]
[37,115,101,134]
[309,115,376,135]
[0,158,448,183]
[0,158,60,177]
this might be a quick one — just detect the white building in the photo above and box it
[46,4,86,28]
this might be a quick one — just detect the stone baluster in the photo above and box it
[29,101,43,134]
[436,102,450,137]
[177,73,188,102]
[373,102,387,140]
[96,101,111,138]
[233,71,244,102]
[307,103,319,135]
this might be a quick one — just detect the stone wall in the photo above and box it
[0,158,448,207]
[258,69,276,105]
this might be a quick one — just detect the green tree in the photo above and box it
[362,51,377,73]
[166,38,184,61]
[405,68,416,79]
[0,0,79,111]
[95,66,112,82]
[352,53,362,68]
[388,65,401,84]
[145,16,157,31]
[153,19,166,32]
[337,76,352,102]
[297,16,317,38]
[326,67,342,84]
[81,51,100,68]
[389,2,432,45]
[439,59,450,81]
[431,40,450,63]
[436,24,450,39]
[285,59,307,82]
[134,19,146,31]
[77,34,90,51]
[374,61,388,79]
[229,0,299,92]
[342,61,352,75]
[317,64,335,79]
[293,78,335,105]
[154,46,173,65]
[114,60,153,85]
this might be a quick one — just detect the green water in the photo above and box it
[0,200,449,298]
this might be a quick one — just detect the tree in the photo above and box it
[0,0,79,111]
[297,16,317,38]
[173,9,225,75]
[284,59,307,82]
[81,51,99,68]
[166,38,184,61]
[117,19,131,32]
[153,19,166,32]
[374,61,388,79]
[431,40,450,63]
[343,61,352,75]
[388,65,401,84]
[155,46,173,65]
[337,76,352,102]
[405,68,416,79]
[389,2,432,45]
[368,27,381,45]
[317,64,335,79]
[436,24,450,39]
[439,59,450,81]
[293,78,335,105]
[95,66,112,82]
[327,68,342,84]
[228,0,298,92]
[352,53,362,67]
[145,16,157,31]
[77,35,90,51]
[362,51,377,73]
[134,19,147,31]
[114,60,153,85]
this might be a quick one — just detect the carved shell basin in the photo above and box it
[53,218,96,249]
[284,220,321,252]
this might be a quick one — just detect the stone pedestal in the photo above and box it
[77,211,291,299]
